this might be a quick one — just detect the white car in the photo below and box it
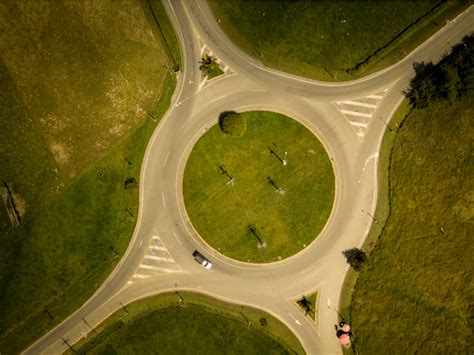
[192,250,213,269]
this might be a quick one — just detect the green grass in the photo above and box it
[345,93,473,352]
[306,291,318,322]
[0,72,176,355]
[71,292,305,354]
[183,111,334,263]
[208,1,467,81]
[146,0,182,69]
[339,100,412,355]
[207,62,225,80]
[296,291,318,322]
[0,0,179,351]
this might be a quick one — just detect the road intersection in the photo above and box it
[25,2,473,354]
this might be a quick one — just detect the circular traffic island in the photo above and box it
[183,111,335,263]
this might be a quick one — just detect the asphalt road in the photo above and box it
[24,2,473,354]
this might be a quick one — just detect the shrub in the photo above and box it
[218,111,247,137]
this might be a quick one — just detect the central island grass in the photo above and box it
[72,292,304,354]
[183,111,334,263]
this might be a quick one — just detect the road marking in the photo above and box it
[164,151,170,166]
[144,255,175,263]
[162,192,166,208]
[349,121,368,128]
[339,109,372,118]
[149,245,167,251]
[288,313,302,326]
[133,273,148,279]
[366,94,383,99]
[172,231,182,245]
[139,264,163,271]
[152,235,160,240]
[211,94,227,103]
[337,100,377,108]
[251,89,266,93]
[139,240,143,247]
[357,152,379,183]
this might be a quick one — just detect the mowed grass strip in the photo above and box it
[208,1,467,81]
[183,111,334,263]
[349,87,473,351]
[71,292,305,354]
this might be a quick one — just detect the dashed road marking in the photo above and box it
[161,192,166,208]
[173,231,182,246]
[144,255,174,263]
[149,245,167,251]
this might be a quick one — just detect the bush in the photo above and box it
[343,248,366,271]
[218,111,247,137]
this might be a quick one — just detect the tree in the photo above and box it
[342,248,366,271]
[218,111,247,137]
[405,35,473,107]
[199,55,220,78]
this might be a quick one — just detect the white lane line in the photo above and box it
[367,94,383,99]
[338,100,377,108]
[251,89,266,93]
[164,151,170,166]
[139,264,163,271]
[139,264,183,273]
[153,267,184,273]
[340,109,372,118]
[162,192,166,208]
[357,152,380,183]
[172,231,182,246]
[199,77,207,90]
[133,274,148,279]
[148,245,167,251]
[350,121,368,128]
[211,94,227,103]
[144,255,174,263]
[152,235,160,240]
[288,313,302,326]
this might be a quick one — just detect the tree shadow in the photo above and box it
[404,34,473,108]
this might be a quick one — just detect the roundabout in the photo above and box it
[183,110,334,263]
[24,2,474,354]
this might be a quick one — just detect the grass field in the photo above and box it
[345,73,473,352]
[183,111,334,263]
[208,1,467,81]
[0,0,178,352]
[71,292,305,354]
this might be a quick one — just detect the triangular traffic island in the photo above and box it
[295,291,318,322]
